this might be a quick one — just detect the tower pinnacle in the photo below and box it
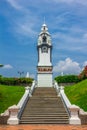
[44,16,46,24]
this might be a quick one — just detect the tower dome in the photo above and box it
[38,23,51,46]
[41,23,48,32]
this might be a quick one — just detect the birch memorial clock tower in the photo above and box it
[37,23,53,87]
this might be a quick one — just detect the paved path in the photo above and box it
[0,125,87,130]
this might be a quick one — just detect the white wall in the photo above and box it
[38,48,52,66]
[37,73,53,87]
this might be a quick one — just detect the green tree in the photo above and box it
[0,64,3,77]
[0,64,3,67]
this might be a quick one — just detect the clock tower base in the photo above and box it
[37,73,53,87]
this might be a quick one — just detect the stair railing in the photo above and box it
[17,80,36,119]
[60,86,81,125]
[53,81,81,125]
[30,80,37,95]
[60,86,71,116]
[53,81,71,114]
[53,81,60,96]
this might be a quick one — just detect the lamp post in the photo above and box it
[18,71,24,78]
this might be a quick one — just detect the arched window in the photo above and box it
[43,36,47,42]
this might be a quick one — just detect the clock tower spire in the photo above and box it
[37,23,53,87]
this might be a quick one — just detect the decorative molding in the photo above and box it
[37,66,52,72]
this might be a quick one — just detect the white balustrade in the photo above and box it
[53,81,81,125]
[7,80,36,125]
[69,105,81,125]
[17,80,36,119]
[60,86,71,108]
[7,105,20,125]
[54,81,60,96]
[60,86,81,125]
[17,86,30,109]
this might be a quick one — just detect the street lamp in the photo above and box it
[18,71,24,78]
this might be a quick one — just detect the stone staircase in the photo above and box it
[20,87,69,124]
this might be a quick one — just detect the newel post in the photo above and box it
[69,105,81,125]
[7,105,20,125]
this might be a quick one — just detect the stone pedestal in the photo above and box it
[37,73,53,87]
[7,105,19,125]
[69,105,81,125]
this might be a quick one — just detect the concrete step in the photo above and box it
[20,118,69,121]
[20,121,69,124]
[20,87,69,124]
[20,119,69,124]
[21,116,69,120]
[22,115,68,118]
[22,113,68,116]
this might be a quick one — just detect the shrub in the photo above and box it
[78,65,87,80]
[0,77,33,86]
[55,75,80,83]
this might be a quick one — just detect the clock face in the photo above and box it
[42,46,48,53]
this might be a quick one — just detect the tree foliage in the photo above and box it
[55,75,80,83]
[78,65,87,80]
[0,77,33,86]
[0,64,3,67]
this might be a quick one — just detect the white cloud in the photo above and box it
[7,0,22,10]
[17,23,37,37]
[83,61,87,66]
[76,0,87,5]
[83,33,87,39]
[3,64,13,69]
[52,26,87,53]
[52,0,74,4]
[11,10,39,38]
[52,0,87,5]
[53,58,81,74]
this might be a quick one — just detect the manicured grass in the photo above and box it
[64,79,87,111]
[0,85,25,114]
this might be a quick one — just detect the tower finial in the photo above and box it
[44,16,45,24]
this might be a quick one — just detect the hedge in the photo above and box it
[55,75,81,83]
[0,77,33,86]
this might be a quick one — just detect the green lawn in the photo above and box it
[64,79,87,111]
[0,85,25,113]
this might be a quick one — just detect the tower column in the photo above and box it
[37,23,53,87]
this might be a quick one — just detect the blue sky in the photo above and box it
[0,0,87,78]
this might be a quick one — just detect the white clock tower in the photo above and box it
[37,23,53,87]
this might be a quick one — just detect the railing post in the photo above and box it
[60,86,71,108]
[7,105,20,125]
[69,105,81,125]
[30,80,36,94]
[54,81,60,96]
[28,86,32,97]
